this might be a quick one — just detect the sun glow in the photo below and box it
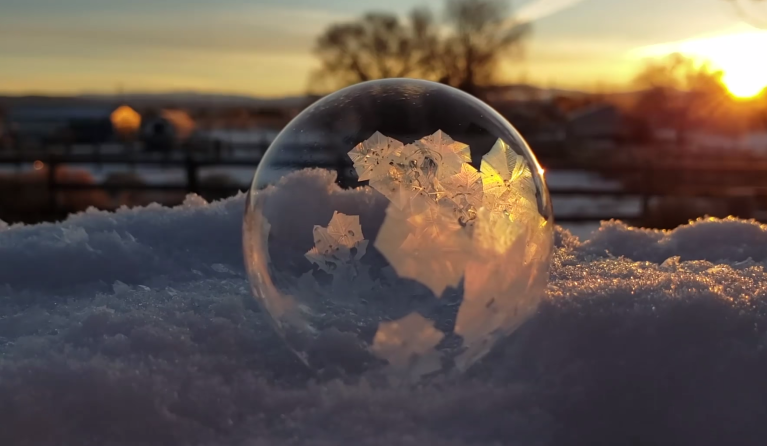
[632,27,767,99]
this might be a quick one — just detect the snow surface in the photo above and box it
[3,195,767,445]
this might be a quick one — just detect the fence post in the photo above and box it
[185,154,199,195]
[14,141,22,171]
[95,142,102,170]
[47,158,58,217]
[127,141,136,172]
[640,162,651,224]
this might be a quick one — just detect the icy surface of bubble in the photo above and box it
[243,79,554,378]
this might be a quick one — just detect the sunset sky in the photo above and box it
[0,0,763,97]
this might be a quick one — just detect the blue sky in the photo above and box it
[0,0,752,96]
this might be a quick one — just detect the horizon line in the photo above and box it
[0,84,647,100]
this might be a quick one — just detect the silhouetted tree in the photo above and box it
[310,9,440,92]
[310,0,529,96]
[631,53,730,143]
[439,0,529,95]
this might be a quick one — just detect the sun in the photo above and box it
[633,27,767,99]
[710,33,767,99]
[723,69,766,99]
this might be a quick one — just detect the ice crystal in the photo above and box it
[336,129,552,375]
[348,131,404,182]
[375,194,471,296]
[355,130,544,301]
[305,211,368,275]
[415,130,471,180]
[480,139,538,217]
[371,312,445,377]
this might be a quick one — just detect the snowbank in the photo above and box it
[2,194,767,445]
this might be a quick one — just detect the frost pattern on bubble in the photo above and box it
[304,211,372,294]
[346,130,551,373]
[415,130,471,180]
[348,131,404,182]
[375,194,471,297]
[480,139,538,216]
[305,211,368,271]
[371,312,445,377]
[441,163,484,217]
[249,130,550,378]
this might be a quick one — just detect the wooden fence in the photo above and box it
[2,143,767,225]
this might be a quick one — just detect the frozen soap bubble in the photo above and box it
[243,79,553,380]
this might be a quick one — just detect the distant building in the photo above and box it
[565,104,625,150]
[140,109,196,151]
[4,104,141,147]
[566,104,621,139]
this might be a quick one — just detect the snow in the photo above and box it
[557,221,601,240]
[3,193,767,445]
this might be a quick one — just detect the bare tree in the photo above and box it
[309,0,529,95]
[632,53,734,143]
[440,0,530,95]
[310,9,440,92]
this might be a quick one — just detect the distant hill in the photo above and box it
[484,84,590,100]
[81,92,310,108]
[0,92,311,110]
[0,85,649,112]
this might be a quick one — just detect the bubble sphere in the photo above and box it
[243,79,553,379]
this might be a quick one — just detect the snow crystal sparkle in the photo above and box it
[243,79,554,378]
